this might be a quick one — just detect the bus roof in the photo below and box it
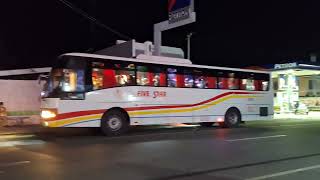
[61,53,270,74]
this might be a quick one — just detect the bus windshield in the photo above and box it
[42,68,85,99]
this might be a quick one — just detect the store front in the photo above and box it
[272,63,320,115]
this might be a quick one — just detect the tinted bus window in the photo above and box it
[183,69,194,88]
[92,68,104,90]
[153,66,167,87]
[194,69,217,89]
[240,73,270,91]
[137,65,150,86]
[114,63,136,86]
[227,72,240,90]
[167,68,177,87]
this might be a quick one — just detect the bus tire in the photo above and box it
[101,109,129,136]
[219,108,241,128]
[200,122,214,127]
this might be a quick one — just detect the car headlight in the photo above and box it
[41,109,57,119]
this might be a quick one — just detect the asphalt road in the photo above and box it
[1,119,320,180]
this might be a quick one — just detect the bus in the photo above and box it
[40,53,273,136]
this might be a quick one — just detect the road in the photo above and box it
[1,119,320,180]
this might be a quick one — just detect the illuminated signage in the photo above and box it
[168,0,193,24]
[274,63,298,69]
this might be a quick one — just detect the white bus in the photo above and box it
[40,53,273,135]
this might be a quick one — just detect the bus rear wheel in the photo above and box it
[101,109,129,136]
[219,108,241,128]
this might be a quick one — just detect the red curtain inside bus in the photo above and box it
[159,73,167,86]
[219,78,228,89]
[254,80,262,91]
[207,77,217,88]
[147,72,154,86]
[103,69,116,88]
[176,74,184,88]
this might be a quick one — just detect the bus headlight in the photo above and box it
[41,109,57,119]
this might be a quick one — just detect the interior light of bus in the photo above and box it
[41,109,57,119]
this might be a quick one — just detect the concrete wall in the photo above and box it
[0,80,41,116]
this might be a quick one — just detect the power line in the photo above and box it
[57,0,131,40]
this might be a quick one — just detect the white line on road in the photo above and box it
[268,123,320,128]
[226,135,287,142]
[246,164,320,180]
[0,161,30,168]
[0,140,45,147]
[0,134,35,140]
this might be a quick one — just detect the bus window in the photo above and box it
[167,68,177,87]
[262,81,269,91]
[227,73,240,90]
[184,70,194,88]
[240,73,271,91]
[137,66,150,86]
[151,66,166,87]
[241,79,255,91]
[92,68,104,90]
[115,63,136,86]
[195,75,206,88]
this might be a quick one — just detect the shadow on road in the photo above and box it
[31,124,276,145]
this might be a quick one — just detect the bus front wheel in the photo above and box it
[101,109,129,136]
[219,108,241,128]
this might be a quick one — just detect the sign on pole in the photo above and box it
[154,0,196,56]
[168,0,194,24]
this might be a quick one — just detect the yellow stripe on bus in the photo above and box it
[47,114,103,127]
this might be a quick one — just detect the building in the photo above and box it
[248,60,320,114]
[271,62,320,114]
[0,68,50,119]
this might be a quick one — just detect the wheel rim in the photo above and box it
[108,116,122,131]
[227,112,239,125]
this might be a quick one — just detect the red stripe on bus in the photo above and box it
[125,92,257,111]
[53,109,106,121]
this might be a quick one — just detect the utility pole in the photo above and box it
[186,32,194,60]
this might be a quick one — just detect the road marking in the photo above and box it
[0,161,30,167]
[268,123,320,128]
[0,140,45,147]
[0,134,35,140]
[246,164,320,180]
[226,135,287,142]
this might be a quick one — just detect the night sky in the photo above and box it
[1,1,320,70]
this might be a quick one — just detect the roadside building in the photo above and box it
[0,68,50,126]
[248,60,320,115]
